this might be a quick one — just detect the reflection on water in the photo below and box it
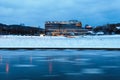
[0,49,120,80]
[0,55,2,64]
[6,63,9,74]
[48,57,53,75]
[30,56,32,64]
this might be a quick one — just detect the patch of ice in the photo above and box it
[81,68,104,74]
[52,58,73,63]
[13,64,36,67]
[36,60,49,62]
[75,58,90,61]
[102,55,118,57]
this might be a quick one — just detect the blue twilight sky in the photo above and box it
[0,0,120,27]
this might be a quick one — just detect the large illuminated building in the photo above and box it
[45,20,88,36]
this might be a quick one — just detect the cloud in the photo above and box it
[0,0,120,27]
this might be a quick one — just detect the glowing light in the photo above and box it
[6,63,9,73]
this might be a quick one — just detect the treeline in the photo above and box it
[93,23,120,34]
[0,23,44,35]
[0,22,120,36]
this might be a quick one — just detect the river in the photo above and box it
[0,49,120,80]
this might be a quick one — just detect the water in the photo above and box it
[0,49,120,80]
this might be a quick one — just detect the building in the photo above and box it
[45,20,88,36]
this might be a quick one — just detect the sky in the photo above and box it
[0,0,120,28]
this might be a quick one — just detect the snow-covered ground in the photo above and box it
[0,35,120,49]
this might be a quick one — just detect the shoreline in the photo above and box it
[0,35,120,49]
[0,48,120,50]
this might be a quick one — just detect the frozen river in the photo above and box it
[0,35,120,49]
[0,49,120,80]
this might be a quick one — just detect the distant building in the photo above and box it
[85,24,93,30]
[45,20,88,36]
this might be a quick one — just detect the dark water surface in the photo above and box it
[0,49,120,80]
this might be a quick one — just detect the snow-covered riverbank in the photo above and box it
[0,35,120,49]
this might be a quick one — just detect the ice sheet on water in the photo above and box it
[75,58,90,61]
[81,68,104,74]
[51,58,73,63]
[73,58,91,65]
[13,64,37,67]
[36,57,73,63]
[36,60,50,62]
[102,54,119,57]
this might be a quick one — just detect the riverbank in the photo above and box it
[0,35,120,49]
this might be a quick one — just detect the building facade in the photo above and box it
[45,20,88,36]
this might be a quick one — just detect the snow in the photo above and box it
[0,35,120,49]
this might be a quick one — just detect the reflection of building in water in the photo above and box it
[30,56,33,64]
[48,57,52,74]
[45,20,88,36]
[0,55,2,64]
[6,63,9,73]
